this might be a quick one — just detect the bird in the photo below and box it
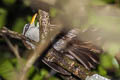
[22,11,103,75]
[22,13,40,49]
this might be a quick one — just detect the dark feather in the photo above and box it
[67,44,98,69]
[42,59,71,75]
[68,49,91,70]
[52,28,103,70]
[72,44,100,63]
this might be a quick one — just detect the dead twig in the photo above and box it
[0,27,24,40]
[3,35,21,59]
[0,27,35,44]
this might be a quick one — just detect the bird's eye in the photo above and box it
[23,24,30,35]
[25,24,30,31]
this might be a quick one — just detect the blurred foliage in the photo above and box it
[23,0,31,7]
[0,52,16,80]
[92,0,107,5]
[49,8,57,18]
[0,0,120,80]
[102,0,114,3]
[0,59,16,80]
[2,0,16,6]
[98,65,107,76]
[28,67,60,80]
[12,18,26,33]
[100,54,113,69]
[0,8,7,28]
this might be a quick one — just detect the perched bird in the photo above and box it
[22,11,103,76]
[22,13,40,49]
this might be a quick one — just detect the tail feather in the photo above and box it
[66,37,102,69]
[73,47,98,68]
[68,49,91,70]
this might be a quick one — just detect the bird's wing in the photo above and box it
[53,28,103,70]
[65,37,103,70]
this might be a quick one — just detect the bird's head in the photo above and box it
[23,13,38,35]
[22,13,40,49]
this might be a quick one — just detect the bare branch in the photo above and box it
[0,27,24,40]
[3,35,21,59]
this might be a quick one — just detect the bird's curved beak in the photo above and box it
[30,13,37,25]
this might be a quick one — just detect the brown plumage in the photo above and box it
[41,27,103,76]
[51,28,103,70]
